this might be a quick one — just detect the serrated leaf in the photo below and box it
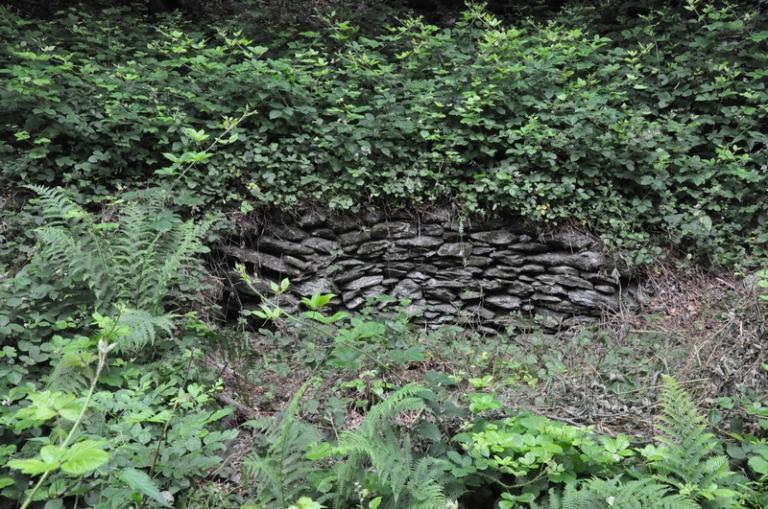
[119,467,171,507]
[7,458,52,475]
[60,440,110,475]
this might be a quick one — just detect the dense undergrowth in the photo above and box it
[1,1,768,508]
[1,1,767,266]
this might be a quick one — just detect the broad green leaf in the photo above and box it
[119,467,171,507]
[60,440,110,475]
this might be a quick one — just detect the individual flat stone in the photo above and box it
[484,266,520,278]
[567,289,620,310]
[465,256,492,267]
[459,289,483,300]
[302,237,340,254]
[424,278,467,289]
[220,246,301,276]
[518,264,546,274]
[424,287,455,302]
[392,279,423,300]
[437,242,473,257]
[311,228,335,239]
[594,284,616,294]
[297,209,327,228]
[484,294,522,310]
[549,265,580,275]
[526,252,604,271]
[333,265,373,285]
[535,274,593,289]
[506,281,535,296]
[394,236,444,248]
[257,237,315,256]
[344,275,385,291]
[371,221,411,238]
[508,242,549,254]
[540,231,594,251]
[294,278,336,296]
[338,230,370,246]
[278,225,310,241]
[357,240,391,255]
[469,230,517,245]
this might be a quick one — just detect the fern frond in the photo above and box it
[652,376,737,497]
[243,378,321,509]
[25,185,93,230]
[114,308,174,352]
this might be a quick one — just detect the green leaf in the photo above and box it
[119,467,171,507]
[7,458,53,476]
[60,440,110,475]
[748,456,768,475]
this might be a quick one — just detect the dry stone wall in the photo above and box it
[220,209,639,331]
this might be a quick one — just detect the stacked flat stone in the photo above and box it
[220,209,638,330]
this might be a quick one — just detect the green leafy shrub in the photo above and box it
[1,3,767,265]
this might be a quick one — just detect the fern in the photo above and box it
[243,378,322,509]
[335,384,454,509]
[29,186,211,314]
[24,186,212,352]
[531,478,700,509]
[650,376,740,505]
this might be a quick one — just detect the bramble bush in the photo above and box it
[1,1,767,267]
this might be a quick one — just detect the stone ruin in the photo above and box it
[218,208,642,331]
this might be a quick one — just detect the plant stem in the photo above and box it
[20,350,109,509]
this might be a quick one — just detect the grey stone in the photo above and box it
[424,287,456,302]
[371,221,411,238]
[530,292,564,304]
[472,247,495,255]
[344,275,384,291]
[594,284,616,294]
[257,237,315,256]
[338,230,370,246]
[465,256,492,267]
[302,237,340,254]
[405,271,431,281]
[534,284,568,297]
[361,285,387,299]
[489,252,525,265]
[419,224,445,237]
[437,242,473,257]
[459,289,483,300]
[550,265,580,275]
[478,279,503,291]
[312,228,336,239]
[333,265,373,284]
[392,279,423,300]
[278,225,310,241]
[220,246,301,276]
[395,236,444,248]
[526,251,604,271]
[567,289,620,310]
[441,267,483,278]
[541,231,594,251]
[484,266,520,279]
[532,308,567,328]
[506,281,535,296]
[383,251,413,261]
[357,240,392,256]
[283,255,312,271]
[361,210,383,225]
[294,278,336,297]
[297,209,327,228]
[469,230,517,245]
[518,264,546,274]
[344,296,366,310]
[425,278,467,289]
[485,294,522,310]
[326,215,358,232]
[536,274,593,289]
[508,242,549,254]
[427,303,459,315]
